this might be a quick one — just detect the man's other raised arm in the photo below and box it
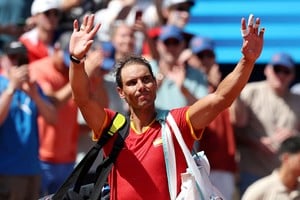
[69,14,106,134]
[189,14,264,131]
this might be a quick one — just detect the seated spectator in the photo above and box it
[230,52,300,196]
[242,136,300,200]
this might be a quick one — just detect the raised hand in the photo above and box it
[240,14,265,62]
[7,65,29,90]
[69,14,101,60]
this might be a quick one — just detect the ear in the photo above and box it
[117,87,125,99]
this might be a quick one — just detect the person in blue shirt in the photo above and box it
[0,41,56,200]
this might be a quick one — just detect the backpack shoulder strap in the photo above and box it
[88,113,130,200]
[52,112,129,200]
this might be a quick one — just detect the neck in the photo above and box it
[129,107,156,134]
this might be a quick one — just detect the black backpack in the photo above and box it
[40,112,130,200]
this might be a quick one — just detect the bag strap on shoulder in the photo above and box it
[52,112,129,200]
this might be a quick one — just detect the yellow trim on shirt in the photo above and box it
[92,112,108,141]
[186,110,204,140]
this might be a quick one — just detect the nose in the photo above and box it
[136,79,146,91]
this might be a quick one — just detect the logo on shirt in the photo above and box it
[153,137,162,147]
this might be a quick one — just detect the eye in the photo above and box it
[142,75,153,84]
[126,79,137,86]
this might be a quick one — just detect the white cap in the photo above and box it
[163,0,195,8]
[31,0,60,16]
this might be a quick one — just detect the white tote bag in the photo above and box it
[161,113,225,200]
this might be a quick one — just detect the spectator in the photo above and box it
[161,0,195,29]
[150,25,207,110]
[187,35,222,88]
[68,14,264,199]
[190,35,238,200]
[94,0,159,42]
[242,136,300,200]
[19,0,61,63]
[0,41,56,200]
[29,41,83,196]
[31,39,109,195]
[230,52,300,195]
[143,0,195,59]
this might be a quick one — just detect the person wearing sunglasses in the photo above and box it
[151,25,208,110]
[230,52,300,196]
[142,0,195,58]
[19,0,61,63]
[186,35,222,90]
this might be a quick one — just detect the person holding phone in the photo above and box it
[0,41,56,200]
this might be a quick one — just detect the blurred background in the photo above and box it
[186,0,300,82]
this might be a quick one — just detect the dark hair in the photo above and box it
[278,136,300,155]
[114,55,155,88]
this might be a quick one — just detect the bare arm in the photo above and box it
[189,15,265,130]
[48,83,72,108]
[69,14,106,134]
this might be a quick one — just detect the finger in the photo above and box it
[247,14,254,27]
[259,27,265,38]
[85,14,95,32]
[253,18,260,34]
[73,19,79,32]
[85,41,94,53]
[247,14,255,33]
[80,15,88,31]
[88,23,101,39]
[240,17,248,37]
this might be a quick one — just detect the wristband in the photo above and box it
[70,54,85,64]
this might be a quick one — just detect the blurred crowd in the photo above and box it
[0,0,299,200]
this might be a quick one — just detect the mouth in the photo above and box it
[137,92,151,101]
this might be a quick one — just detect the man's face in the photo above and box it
[117,63,157,109]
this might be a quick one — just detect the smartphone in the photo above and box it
[135,10,143,21]
[17,54,29,66]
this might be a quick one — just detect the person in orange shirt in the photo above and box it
[19,0,61,63]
